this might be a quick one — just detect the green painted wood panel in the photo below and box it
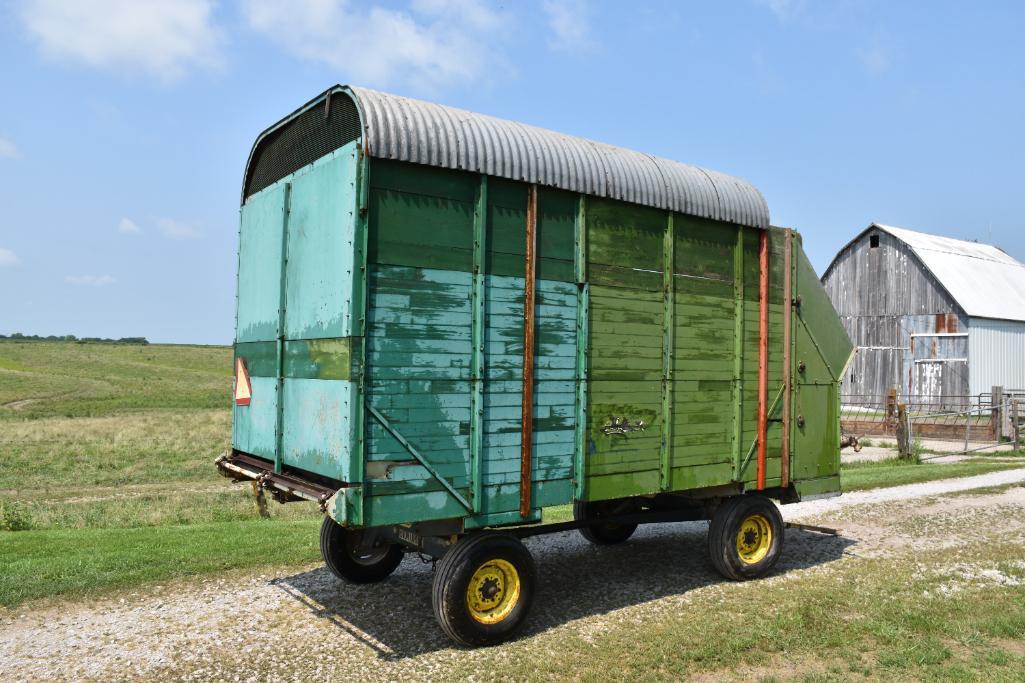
[281,378,353,477]
[232,376,278,460]
[363,263,578,526]
[237,186,286,343]
[284,146,359,340]
[234,153,850,526]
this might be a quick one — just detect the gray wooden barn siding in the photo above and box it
[822,229,969,401]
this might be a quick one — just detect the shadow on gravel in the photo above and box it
[273,521,856,659]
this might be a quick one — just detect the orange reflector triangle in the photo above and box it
[234,357,252,406]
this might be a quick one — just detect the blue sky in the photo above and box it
[1,0,1023,345]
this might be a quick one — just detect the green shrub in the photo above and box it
[1,501,34,531]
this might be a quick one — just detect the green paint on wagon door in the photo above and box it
[281,144,360,478]
[233,184,286,460]
[233,143,361,479]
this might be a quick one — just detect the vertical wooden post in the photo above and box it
[519,185,538,518]
[732,227,745,480]
[660,214,675,491]
[896,403,912,459]
[781,228,793,489]
[573,196,588,500]
[756,229,769,490]
[1013,400,1021,450]
[469,176,488,512]
[992,386,1004,441]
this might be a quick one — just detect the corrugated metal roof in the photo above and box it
[245,86,769,227]
[845,223,1025,322]
[348,86,769,227]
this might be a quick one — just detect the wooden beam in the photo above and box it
[781,228,793,489]
[520,185,538,517]
[757,229,769,490]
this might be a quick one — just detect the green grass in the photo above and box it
[0,340,230,419]
[0,519,321,607]
[840,459,1023,492]
[3,340,1024,616]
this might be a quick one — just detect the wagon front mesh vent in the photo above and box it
[243,92,361,200]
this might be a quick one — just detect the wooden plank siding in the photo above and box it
[355,158,800,525]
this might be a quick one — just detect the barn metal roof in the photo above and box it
[835,223,1025,322]
[244,86,770,228]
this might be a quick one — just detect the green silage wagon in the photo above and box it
[217,85,854,646]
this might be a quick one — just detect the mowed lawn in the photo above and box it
[1,340,1022,608]
[0,341,322,607]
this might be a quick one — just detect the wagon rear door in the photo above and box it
[233,143,361,480]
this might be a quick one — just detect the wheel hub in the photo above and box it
[465,559,521,624]
[736,513,773,565]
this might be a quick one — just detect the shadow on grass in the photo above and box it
[272,521,856,660]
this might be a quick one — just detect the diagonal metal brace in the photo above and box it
[740,384,786,476]
[365,403,473,511]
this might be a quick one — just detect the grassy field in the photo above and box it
[2,340,1022,610]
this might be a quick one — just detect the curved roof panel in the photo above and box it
[243,86,770,228]
[351,86,769,227]
[826,223,1025,322]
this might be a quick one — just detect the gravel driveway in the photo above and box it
[3,467,1024,681]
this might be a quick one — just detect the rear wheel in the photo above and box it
[707,495,784,581]
[320,517,404,584]
[574,499,638,545]
[432,533,537,647]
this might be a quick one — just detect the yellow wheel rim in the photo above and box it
[736,513,773,565]
[466,558,521,624]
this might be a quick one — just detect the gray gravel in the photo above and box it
[2,467,1023,681]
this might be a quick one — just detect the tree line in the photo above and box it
[0,333,149,344]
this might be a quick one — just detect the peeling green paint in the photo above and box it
[234,150,851,530]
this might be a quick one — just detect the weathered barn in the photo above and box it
[822,223,1025,401]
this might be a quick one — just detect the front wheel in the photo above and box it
[432,532,537,647]
[320,517,404,584]
[707,495,784,581]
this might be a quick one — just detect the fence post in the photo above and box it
[1014,400,1021,450]
[964,400,972,453]
[896,403,913,459]
[885,388,898,427]
[992,386,1004,441]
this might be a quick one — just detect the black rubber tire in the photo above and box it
[707,495,784,581]
[573,499,638,545]
[319,517,404,584]
[432,533,537,647]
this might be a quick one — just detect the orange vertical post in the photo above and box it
[781,229,793,489]
[757,229,769,490]
[519,185,538,517]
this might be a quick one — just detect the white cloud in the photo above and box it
[0,137,18,159]
[242,0,508,92]
[0,248,20,267]
[157,218,202,240]
[542,0,592,52]
[21,0,223,82]
[118,217,141,234]
[857,43,890,75]
[66,274,116,287]
[756,0,807,21]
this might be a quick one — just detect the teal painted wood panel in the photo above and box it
[285,144,360,340]
[282,378,352,478]
[362,264,578,525]
[232,376,278,460]
[237,186,285,343]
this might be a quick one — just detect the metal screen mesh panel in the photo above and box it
[244,93,361,200]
